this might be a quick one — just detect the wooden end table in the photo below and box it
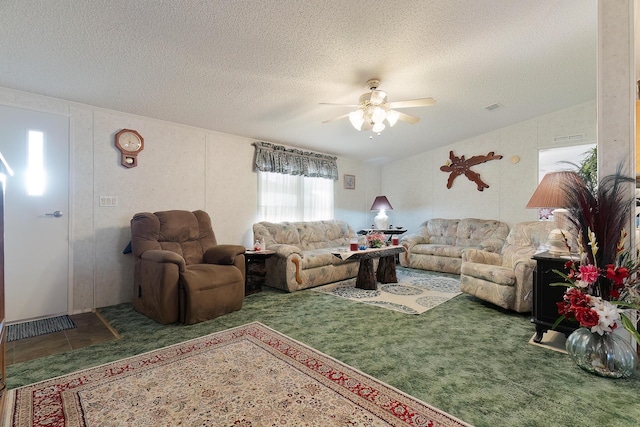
[333,246,405,290]
[244,250,275,295]
[357,228,407,240]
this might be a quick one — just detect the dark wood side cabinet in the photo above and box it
[244,250,275,295]
[531,251,578,343]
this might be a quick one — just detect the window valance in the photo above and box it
[252,142,338,180]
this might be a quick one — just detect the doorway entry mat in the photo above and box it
[7,315,76,342]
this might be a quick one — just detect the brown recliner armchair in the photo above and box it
[130,210,245,324]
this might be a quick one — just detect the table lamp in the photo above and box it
[370,196,393,230]
[526,171,581,255]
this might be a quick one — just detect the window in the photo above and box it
[253,141,338,223]
[26,129,45,196]
[538,143,596,180]
[257,172,334,222]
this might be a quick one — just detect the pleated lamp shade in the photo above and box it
[526,171,582,255]
[525,171,582,208]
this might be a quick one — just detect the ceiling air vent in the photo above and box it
[484,103,504,112]
[553,133,586,143]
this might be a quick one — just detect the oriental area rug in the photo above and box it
[5,322,472,427]
[313,267,462,314]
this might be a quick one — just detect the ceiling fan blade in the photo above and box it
[319,103,359,107]
[322,113,350,124]
[387,97,436,109]
[396,111,420,124]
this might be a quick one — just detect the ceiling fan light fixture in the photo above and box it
[386,109,400,127]
[348,110,365,130]
[321,79,434,135]
[372,122,386,133]
[371,106,386,124]
[369,90,387,105]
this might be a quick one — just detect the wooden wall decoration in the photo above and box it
[439,150,503,191]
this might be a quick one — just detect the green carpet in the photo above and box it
[7,267,640,427]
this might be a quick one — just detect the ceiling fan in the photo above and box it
[321,79,436,134]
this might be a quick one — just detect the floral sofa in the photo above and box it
[459,220,556,312]
[399,218,510,274]
[252,220,360,292]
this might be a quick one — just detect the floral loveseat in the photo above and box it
[399,218,510,274]
[252,220,360,292]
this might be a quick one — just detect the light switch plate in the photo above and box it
[99,196,118,207]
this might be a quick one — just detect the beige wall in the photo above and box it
[0,86,601,314]
[381,101,597,234]
[0,86,381,312]
[335,158,382,230]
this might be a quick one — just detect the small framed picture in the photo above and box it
[344,174,356,190]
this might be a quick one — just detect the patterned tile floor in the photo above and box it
[5,312,119,365]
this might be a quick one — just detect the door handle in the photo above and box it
[45,210,63,218]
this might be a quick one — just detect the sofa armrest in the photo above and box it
[401,233,429,248]
[204,244,246,265]
[512,258,537,310]
[462,248,502,266]
[477,237,506,253]
[268,243,302,258]
[513,258,536,274]
[141,249,187,272]
[512,258,537,290]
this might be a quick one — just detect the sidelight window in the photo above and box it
[26,129,45,196]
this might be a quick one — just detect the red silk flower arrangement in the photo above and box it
[552,167,640,342]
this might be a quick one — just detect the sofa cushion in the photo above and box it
[301,248,344,269]
[296,222,328,250]
[324,220,352,241]
[500,221,555,267]
[422,218,458,245]
[455,218,507,248]
[460,262,516,286]
[259,221,301,247]
[296,220,352,250]
[411,244,466,259]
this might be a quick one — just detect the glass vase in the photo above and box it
[565,327,637,378]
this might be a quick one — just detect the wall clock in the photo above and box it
[115,129,144,168]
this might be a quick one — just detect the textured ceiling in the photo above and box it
[0,0,597,164]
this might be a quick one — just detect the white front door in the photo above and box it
[0,104,70,322]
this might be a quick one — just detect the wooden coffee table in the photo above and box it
[332,246,405,290]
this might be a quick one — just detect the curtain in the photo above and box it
[257,172,334,222]
[257,172,301,223]
[254,142,336,222]
[302,176,334,221]
[253,141,338,180]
